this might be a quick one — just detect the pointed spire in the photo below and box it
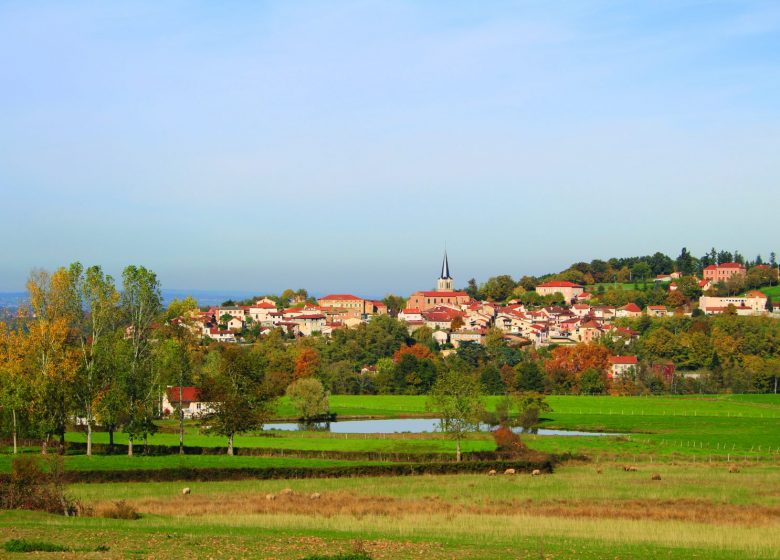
[441,250,451,279]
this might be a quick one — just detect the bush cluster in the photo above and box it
[0,456,79,516]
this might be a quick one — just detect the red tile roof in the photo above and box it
[746,290,767,298]
[415,291,469,298]
[609,356,638,365]
[538,281,583,288]
[621,303,642,313]
[319,294,362,301]
[165,386,202,402]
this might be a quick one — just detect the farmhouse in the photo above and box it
[608,356,638,379]
[162,386,215,419]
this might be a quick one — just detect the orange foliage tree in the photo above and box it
[544,343,610,387]
[392,343,434,363]
[293,347,321,380]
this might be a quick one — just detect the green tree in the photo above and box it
[286,378,329,421]
[120,265,163,457]
[70,264,119,456]
[480,275,516,302]
[515,393,552,431]
[515,361,545,392]
[479,364,505,395]
[579,368,607,395]
[428,362,484,462]
[201,346,275,455]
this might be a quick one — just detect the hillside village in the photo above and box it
[182,253,779,384]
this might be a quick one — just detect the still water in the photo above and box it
[264,417,616,436]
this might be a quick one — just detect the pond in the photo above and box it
[264,417,617,436]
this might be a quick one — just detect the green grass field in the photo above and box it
[13,394,774,469]
[3,395,780,558]
[760,285,780,298]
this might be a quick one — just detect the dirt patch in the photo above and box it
[103,491,780,526]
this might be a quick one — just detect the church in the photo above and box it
[405,252,471,311]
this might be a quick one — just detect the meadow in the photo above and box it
[2,394,780,559]
[2,463,779,559]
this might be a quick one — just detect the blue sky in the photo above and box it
[1,1,779,297]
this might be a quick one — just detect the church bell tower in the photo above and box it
[436,250,454,292]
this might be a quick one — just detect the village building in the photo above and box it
[317,294,387,320]
[616,303,642,318]
[450,330,484,348]
[608,356,638,379]
[646,305,668,317]
[161,386,215,419]
[535,280,584,303]
[703,262,747,283]
[699,293,767,316]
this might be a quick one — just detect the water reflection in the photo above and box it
[264,418,616,436]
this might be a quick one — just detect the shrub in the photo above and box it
[3,539,69,552]
[0,455,79,515]
[99,500,140,520]
[492,425,527,455]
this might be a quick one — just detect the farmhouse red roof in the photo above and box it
[609,356,638,365]
[319,294,362,301]
[166,386,202,402]
[621,303,642,313]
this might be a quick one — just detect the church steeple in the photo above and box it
[436,249,454,292]
[440,250,451,280]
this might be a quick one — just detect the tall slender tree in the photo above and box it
[70,264,119,456]
[120,265,163,457]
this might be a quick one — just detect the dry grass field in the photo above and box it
[3,461,779,559]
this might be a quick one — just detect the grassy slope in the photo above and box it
[760,285,780,298]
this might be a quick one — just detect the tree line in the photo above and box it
[459,247,778,302]
[2,262,778,458]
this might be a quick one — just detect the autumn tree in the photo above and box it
[0,322,32,454]
[393,343,433,363]
[25,268,80,453]
[293,347,321,380]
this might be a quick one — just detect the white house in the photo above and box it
[162,386,215,419]
[608,356,638,379]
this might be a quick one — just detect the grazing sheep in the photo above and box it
[504,468,516,475]
[531,469,541,476]
[182,487,191,495]
[487,469,497,476]
[651,473,661,481]
[265,493,276,501]
[280,488,293,495]
[623,465,638,472]
[729,465,740,473]
[309,492,321,500]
